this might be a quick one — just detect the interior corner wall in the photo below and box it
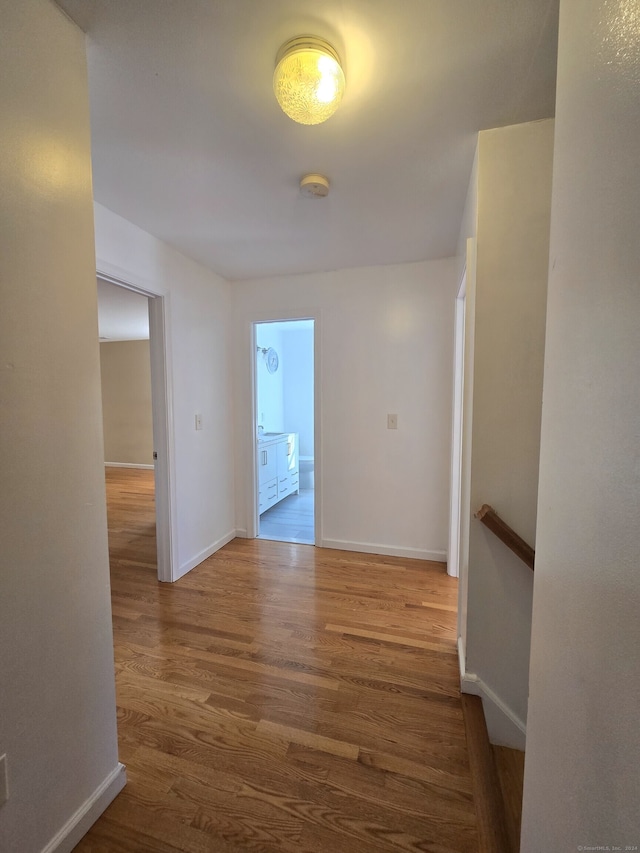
[232,259,458,560]
[456,145,479,660]
[100,340,154,465]
[456,144,478,283]
[0,2,121,851]
[521,0,640,847]
[93,203,235,579]
[462,119,555,745]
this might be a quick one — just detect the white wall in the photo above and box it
[456,145,478,282]
[94,203,235,580]
[100,340,154,465]
[0,2,123,851]
[459,119,555,747]
[521,1,640,846]
[282,324,315,459]
[256,323,284,433]
[233,259,457,560]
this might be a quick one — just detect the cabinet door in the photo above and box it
[276,438,291,476]
[277,434,298,476]
[287,433,298,474]
[276,437,294,498]
[258,445,277,485]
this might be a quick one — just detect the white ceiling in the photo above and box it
[57,0,559,281]
[97,279,149,341]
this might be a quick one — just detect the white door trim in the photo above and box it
[447,268,467,578]
[245,310,322,546]
[97,272,177,583]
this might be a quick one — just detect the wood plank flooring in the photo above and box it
[74,467,478,852]
[460,695,509,853]
[493,746,525,853]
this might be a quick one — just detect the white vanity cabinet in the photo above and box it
[276,434,299,500]
[257,442,278,514]
[258,433,299,514]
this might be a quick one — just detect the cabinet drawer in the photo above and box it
[259,477,278,513]
[277,473,291,499]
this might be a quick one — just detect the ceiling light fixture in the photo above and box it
[273,36,345,125]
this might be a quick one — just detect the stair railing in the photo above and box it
[475,504,535,571]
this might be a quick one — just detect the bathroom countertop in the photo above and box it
[257,432,288,443]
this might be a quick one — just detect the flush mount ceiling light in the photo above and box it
[273,36,345,125]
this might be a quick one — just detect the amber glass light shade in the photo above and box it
[273,37,345,125]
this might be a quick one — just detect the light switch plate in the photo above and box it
[387,413,398,429]
[195,414,203,431]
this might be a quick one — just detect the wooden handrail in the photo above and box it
[475,504,535,571]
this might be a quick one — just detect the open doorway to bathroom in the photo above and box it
[255,319,314,545]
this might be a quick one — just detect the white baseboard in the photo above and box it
[235,528,248,538]
[458,638,526,751]
[104,462,154,469]
[457,635,467,682]
[174,529,236,581]
[41,763,126,853]
[320,538,446,563]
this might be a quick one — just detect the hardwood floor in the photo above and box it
[493,746,525,853]
[75,468,478,852]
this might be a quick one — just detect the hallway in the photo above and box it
[75,468,477,852]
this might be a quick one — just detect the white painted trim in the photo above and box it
[104,462,154,469]
[313,313,323,547]
[174,529,237,582]
[40,763,126,853]
[96,270,177,584]
[447,267,467,578]
[248,321,259,538]
[148,292,179,583]
[456,237,477,650]
[95,265,160,296]
[235,527,248,538]
[457,635,466,681]
[246,310,323,547]
[458,635,525,749]
[460,669,526,750]
[321,538,446,563]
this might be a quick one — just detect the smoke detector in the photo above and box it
[300,174,329,198]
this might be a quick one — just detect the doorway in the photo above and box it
[254,319,315,545]
[96,276,173,581]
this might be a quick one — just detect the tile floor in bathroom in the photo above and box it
[258,488,314,545]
